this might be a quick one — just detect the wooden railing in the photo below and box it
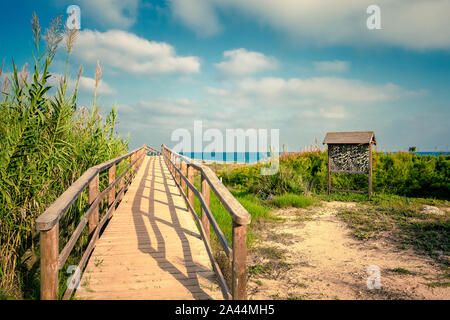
[161,145,251,300]
[35,145,149,300]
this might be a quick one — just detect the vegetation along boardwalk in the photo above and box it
[75,156,222,299]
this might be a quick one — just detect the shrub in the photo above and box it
[219,151,450,200]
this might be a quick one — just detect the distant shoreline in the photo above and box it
[176,151,450,165]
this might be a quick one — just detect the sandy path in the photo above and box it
[247,201,449,300]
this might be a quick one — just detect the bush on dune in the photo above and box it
[219,151,450,200]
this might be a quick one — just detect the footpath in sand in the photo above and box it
[247,201,449,300]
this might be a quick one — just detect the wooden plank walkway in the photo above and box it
[75,155,222,300]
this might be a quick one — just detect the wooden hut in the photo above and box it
[323,131,376,195]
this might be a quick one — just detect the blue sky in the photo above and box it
[1,0,449,152]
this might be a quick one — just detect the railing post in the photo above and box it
[119,174,124,201]
[40,223,59,300]
[232,222,247,300]
[89,172,99,234]
[178,160,182,185]
[187,164,194,210]
[109,164,116,215]
[201,174,210,242]
[131,152,136,173]
[174,158,179,182]
[181,162,187,193]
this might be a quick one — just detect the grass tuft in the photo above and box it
[271,193,314,208]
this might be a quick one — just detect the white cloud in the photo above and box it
[139,98,195,116]
[300,106,350,119]
[169,0,221,37]
[314,60,350,73]
[215,49,278,76]
[170,0,450,50]
[74,29,201,74]
[236,77,426,104]
[76,0,139,28]
[202,76,428,125]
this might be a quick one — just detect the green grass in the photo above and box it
[391,268,414,275]
[271,193,314,208]
[426,282,450,288]
[259,246,286,260]
[219,150,450,200]
[337,198,449,257]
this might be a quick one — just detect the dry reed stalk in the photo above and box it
[65,28,78,54]
[19,63,29,90]
[95,60,102,89]
[31,13,41,44]
[45,15,63,57]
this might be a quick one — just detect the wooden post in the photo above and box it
[201,174,210,242]
[232,222,247,300]
[40,223,59,300]
[109,164,115,215]
[181,162,187,194]
[187,164,194,210]
[119,174,124,201]
[175,159,180,182]
[171,154,175,176]
[368,143,373,196]
[132,152,136,172]
[89,173,99,234]
[327,146,331,195]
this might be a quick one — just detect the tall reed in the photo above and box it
[0,13,128,299]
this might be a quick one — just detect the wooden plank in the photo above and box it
[330,188,368,194]
[323,131,375,145]
[74,156,222,300]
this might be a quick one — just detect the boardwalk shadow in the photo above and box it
[131,156,215,299]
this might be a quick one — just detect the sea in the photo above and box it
[176,151,450,164]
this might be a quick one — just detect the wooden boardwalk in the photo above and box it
[75,156,222,300]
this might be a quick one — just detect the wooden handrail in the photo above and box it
[36,147,146,231]
[36,145,150,299]
[166,154,233,259]
[161,145,250,300]
[162,145,251,225]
